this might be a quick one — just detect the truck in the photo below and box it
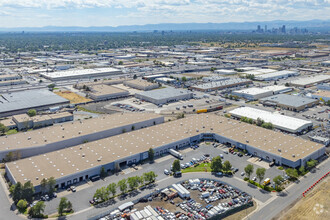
[263,178,270,185]
[169,149,183,160]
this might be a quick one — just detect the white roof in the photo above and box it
[256,70,298,80]
[41,68,120,79]
[229,107,313,133]
[290,75,330,86]
[262,85,293,93]
[233,88,271,95]
[243,68,277,76]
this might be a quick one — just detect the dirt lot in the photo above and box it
[223,201,257,220]
[280,178,329,220]
[55,90,92,103]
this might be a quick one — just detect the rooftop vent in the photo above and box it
[292,154,295,158]
[278,149,281,152]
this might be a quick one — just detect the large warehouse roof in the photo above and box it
[260,94,317,108]
[229,107,313,133]
[290,75,330,87]
[0,113,162,152]
[6,114,323,185]
[0,89,69,115]
[136,87,193,100]
[41,68,121,80]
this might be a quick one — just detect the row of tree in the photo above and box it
[94,171,157,202]
[210,156,233,173]
[240,117,274,130]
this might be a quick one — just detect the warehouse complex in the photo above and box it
[135,87,193,105]
[0,89,70,117]
[0,113,164,161]
[123,79,159,91]
[255,70,299,81]
[232,85,293,100]
[88,85,129,101]
[5,114,325,192]
[40,68,122,81]
[290,75,330,88]
[190,78,252,92]
[260,94,319,111]
[229,107,313,133]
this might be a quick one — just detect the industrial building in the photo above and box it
[0,113,164,161]
[74,79,125,90]
[290,75,330,88]
[260,94,319,111]
[255,70,299,81]
[242,68,277,76]
[232,88,273,100]
[229,107,313,133]
[123,79,159,91]
[202,76,229,82]
[135,88,193,105]
[214,69,237,75]
[5,114,324,192]
[311,90,330,102]
[190,78,252,92]
[0,74,21,81]
[317,83,330,91]
[88,85,129,101]
[40,68,122,81]
[0,80,26,87]
[155,77,176,84]
[0,89,70,117]
[142,74,166,81]
[262,85,293,94]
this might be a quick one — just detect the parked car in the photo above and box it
[164,169,170,175]
[70,186,76,192]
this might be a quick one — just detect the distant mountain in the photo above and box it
[0,20,329,32]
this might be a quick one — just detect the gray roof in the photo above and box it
[0,89,69,113]
[260,94,316,108]
[136,87,193,100]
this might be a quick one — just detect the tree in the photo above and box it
[181,76,187,81]
[148,148,155,162]
[143,171,157,183]
[210,156,222,172]
[47,177,56,194]
[29,201,45,218]
[22,181,35,203]
[137,176,144,186]
[256,118,264,126]
[58,197,68,216]
[0,123,9,135]
[118,61,123,65]
[286,168,299,180]
[11,182,23,203]
[40,178,48,194]
[285,82,290,87]
[94,187,109,201]
[107,183,116,197]
[17,199,27,213]
[306,159,317,169]
[127,176,139,191]
[27,109,37,117]
[244,164,254,179]
[223,161,232,172]
[256,168,266,185]
[47,84,55,89]
[100,166,107,179]
[133,74,137,79]
[117,179,127,193]
[299,166,306,175]
[273,175,284,190]
[172,160,181,172]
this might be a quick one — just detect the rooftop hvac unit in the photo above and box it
[278,149,281,152]
[292,154,295,157]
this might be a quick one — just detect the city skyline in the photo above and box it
[0,0,329,28]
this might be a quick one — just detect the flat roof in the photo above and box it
[125,79,158,87]
[41,68,121,79]
[31,115,53,123]
[137,88,193,100]
[0,90,69,114]
[256,70,298,80]
[192,78,251,90]
[49,112,73,120]
[229,107,313,132]
[13,114,32,123]
[233,88,272,96]
[243,68,277,76]
[6,114,323,186]
[0,113,162,152]
[312,90,330,98]
[260,94,317,107]
[290,75,330,86]
[89,85,128,96]
[262,85,293,93]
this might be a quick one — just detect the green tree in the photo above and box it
[22,181,35,203]
[181,76,187,81]
[148,148,155,162]
[47,84,55,89]
[210,156,222,172]
[143,171,157,183]
[137,176,144,186]
[118,61,123,65]
[256,168,266,185]
[100,166,107,178]
[47,177,56,194]
[27,109,37,117]
[29,201,45,218]
[117,179,127,193]
[244,164,254,179]
[94,187,109,201]
[107,183,116,197]
[58,197,68,216]
[223,160,232,172]
[306,159,317,169]
[11,182,23,203]
[40,178,48,194]
[17,199,27,213]
[273,175,284,190]
[299,166,306,175]
[256,118,264,126]
[285,82,290,87]
[127,176,139,191]
[286,168,299,180]
[172,160,181,172]
[0,123,9,135]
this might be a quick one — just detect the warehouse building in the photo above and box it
[0,74,21,81]
[243,68,277,76]
[49,112,74,124]
[0,80,26,87]
[0,89,70,117]
[260,94,319,111]
[317,83,330,91]
[311,90,330,102]
[12,114,34,131]
[124,79,159,91]
[214,69,237,75]
[232,88,273,100]
[262,85,293,94]
[290,75,330,88]
[190,78,252,92]
[255,70,299,81]
[40,68,122,81]
[202,76,229,82]
[88,85,129,101]
[142,74,166,81]
[0,113,164,161]
[5,114,324,192]
[229,107,313,133]
[135,88,193,105]
[74,79,125,90]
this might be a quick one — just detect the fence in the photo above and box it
[302,171,330,197]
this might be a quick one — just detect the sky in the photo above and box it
[0,0,329,27]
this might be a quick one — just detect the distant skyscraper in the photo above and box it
[282,25,286,33]
[265,25,267,32]
[257,25,261,32]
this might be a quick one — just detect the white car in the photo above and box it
[252,177,257,181]
[164,169,170,175]
[241,172,245,176]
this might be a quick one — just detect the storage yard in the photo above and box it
[55,90,92,103]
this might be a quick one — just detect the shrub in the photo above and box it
[244,177,249,181]
[278,166,284,170]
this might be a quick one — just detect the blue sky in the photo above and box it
[0,0,329,27]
